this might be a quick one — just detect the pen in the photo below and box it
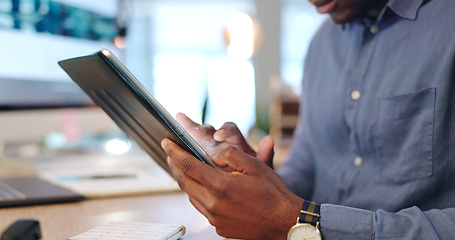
[57,173,137,182]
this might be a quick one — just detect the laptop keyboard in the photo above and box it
[0,181,26,200]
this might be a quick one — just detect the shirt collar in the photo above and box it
[381,0,427,21]
[342,0,427,29]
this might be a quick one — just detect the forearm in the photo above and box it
[320,204,455,239]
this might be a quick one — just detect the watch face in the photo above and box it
[287,223,321,240]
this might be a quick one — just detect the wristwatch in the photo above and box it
[287,200,321,240]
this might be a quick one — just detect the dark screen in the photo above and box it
[0,0,120,111]
[0,78,94,110]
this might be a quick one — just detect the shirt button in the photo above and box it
[370,25,379,34]
[351,90,361,100]
[354,157,363,167]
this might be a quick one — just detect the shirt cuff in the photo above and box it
[320,204,375,240]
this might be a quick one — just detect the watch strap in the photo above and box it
[299,200,320,227]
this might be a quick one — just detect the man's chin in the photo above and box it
[328,11,359,24]
[328,0,388,24]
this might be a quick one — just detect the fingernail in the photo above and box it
[161,139,168,150]
[214,129,225,141]
[217,129,226,136]
[212,150,223,159]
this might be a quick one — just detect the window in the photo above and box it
[281,0,326,93]
[126,0,256,135]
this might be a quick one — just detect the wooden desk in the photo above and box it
[0,152,223,239]
[0,191,223,239]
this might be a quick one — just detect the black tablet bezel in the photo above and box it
[58,49,218,175]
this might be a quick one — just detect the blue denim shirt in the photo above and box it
[277,0,455,239]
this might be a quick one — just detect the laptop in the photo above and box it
[0,176,84,208]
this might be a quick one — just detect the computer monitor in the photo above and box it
[0,30,95,111]
[0,0,121,143]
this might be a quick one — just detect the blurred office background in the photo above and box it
[0,0,325,158]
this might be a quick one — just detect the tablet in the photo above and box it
[58,49,218,175]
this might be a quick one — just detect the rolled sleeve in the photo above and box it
[320,204,455,239]
[320,204,375,240]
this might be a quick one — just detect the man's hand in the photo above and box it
[161,138,303,240]
[176,113,275,168]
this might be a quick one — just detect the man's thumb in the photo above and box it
[256,135,274,169]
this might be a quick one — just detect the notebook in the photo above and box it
[68,221,186,240]
[0,176,84,208]
[36,153,180,198]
